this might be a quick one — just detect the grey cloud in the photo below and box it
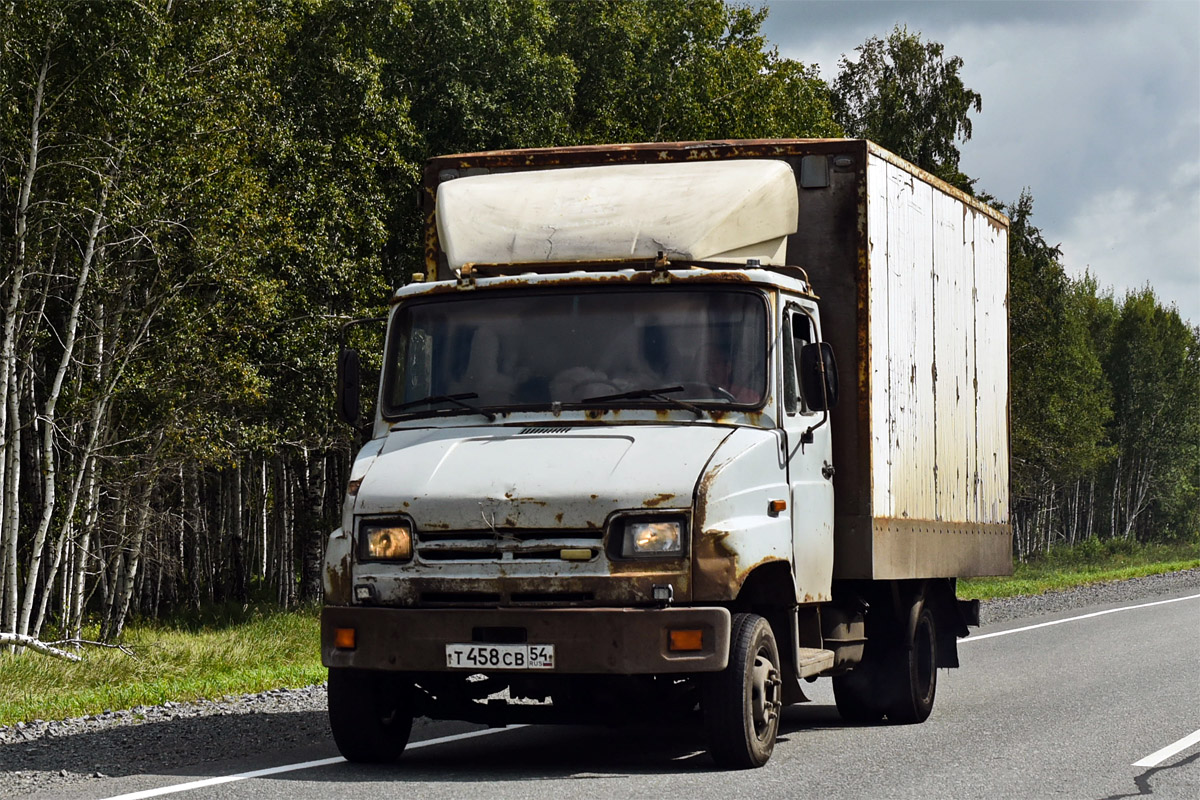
[764,0,1135,37]
[759,0,1200,321]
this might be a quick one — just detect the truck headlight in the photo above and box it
[622,519,684,557]
[359,518,414,561]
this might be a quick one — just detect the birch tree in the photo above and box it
[1103,290,1200,541]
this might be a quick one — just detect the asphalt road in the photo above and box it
[25,589,1200,800]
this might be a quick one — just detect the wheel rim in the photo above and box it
[750,648,781,738]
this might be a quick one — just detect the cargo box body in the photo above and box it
[422,139,1012,581]
[789,142,1012,579]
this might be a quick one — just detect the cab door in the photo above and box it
[780,302,835,603]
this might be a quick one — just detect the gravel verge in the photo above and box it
[975,567,1200,625]
[0,687,336,797]
[2,568,1198,797]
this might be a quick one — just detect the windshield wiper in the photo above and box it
[394,392,497,421]
[580,385,703,417]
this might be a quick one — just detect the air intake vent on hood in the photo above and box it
[518,426,573,435]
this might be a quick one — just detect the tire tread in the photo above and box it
[703,613,779,769]
[328,667,413,763]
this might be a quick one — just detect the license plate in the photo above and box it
[445,643,555,670]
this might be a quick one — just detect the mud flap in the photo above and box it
[958,598,981,627]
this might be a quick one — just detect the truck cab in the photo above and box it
[322,141,1011,769]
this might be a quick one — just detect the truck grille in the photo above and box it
[415,529,603,563]
[419,590,595,607]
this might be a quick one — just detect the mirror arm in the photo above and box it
[801,407,829,445]
[339,315,388,346]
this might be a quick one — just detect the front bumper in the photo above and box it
[321,605,731,674]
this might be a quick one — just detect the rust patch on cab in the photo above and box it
[691,459,744,602]
[642,492,675,508]
[691,527,738,602]
[325,552,353,605]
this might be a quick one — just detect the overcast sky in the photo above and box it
[759,0,1200,323]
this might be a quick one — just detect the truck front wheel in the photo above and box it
[702,613,782,769]
[327,667,414,762]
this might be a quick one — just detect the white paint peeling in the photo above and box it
[867,153,1009,528]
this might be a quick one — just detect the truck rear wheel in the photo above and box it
[833,593,937,725]
[883,604,937,723]
[831,669,885,724]
[327,667,414,762]
[702,613,782,769]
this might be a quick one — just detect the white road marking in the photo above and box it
[1133,728,1200,768]
[98,726,523,800]
[960,593,1200,643]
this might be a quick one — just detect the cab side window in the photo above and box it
[783,310,814,416]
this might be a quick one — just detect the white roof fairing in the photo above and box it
[435,160,799,269]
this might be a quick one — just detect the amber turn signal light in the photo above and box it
[668,629,704,652]
[768,499,787,514]
[334,627,356,650]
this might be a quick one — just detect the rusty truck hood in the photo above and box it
[354,424,735,530]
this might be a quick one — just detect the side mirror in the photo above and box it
[799,342,839,411]
[336,348,361,425]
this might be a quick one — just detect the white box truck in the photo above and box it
[323,139,1012,769]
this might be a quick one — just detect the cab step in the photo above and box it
[795,647,836,678]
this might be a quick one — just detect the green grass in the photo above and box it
[0,605,324,728]
[960,539,1200,600]
[3,541,1197,726]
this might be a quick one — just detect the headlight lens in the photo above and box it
[359,519,413,561]
[623,520,683,556]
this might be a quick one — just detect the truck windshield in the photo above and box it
[382,287,766,418]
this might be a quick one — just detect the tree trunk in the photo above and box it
[260,457,269,579]
[1085,479,1095,541]
[109,478,155,640]
[1109,452,1122,540]
[19,185,109,636]
[67,457,100,641]
[293,448,325,603]
[3,378,23,638]
[0,632,82,662]
[186,465,203,611]
[0,53,50,563]
[98,500,127,641]
[230,460,245,602]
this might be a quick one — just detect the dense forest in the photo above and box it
[1,1,1196,643]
